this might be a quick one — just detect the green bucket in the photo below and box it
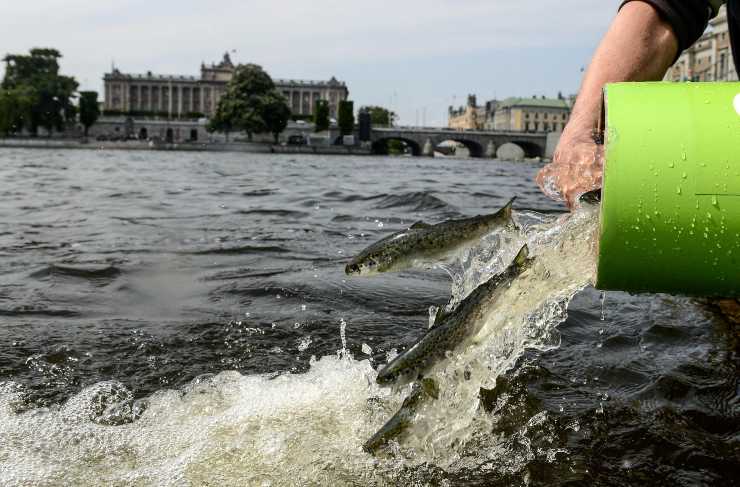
[597,82,740,297]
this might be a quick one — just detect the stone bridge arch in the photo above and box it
[509,140,543,158]
[430,137,485,158]
[371,137,422,156]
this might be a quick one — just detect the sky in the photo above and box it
[0,0,622,126]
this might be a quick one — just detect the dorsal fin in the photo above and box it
[498,196,516,220]
[513,244,529,267]
[409,221,431,230]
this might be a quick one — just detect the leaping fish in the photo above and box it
[363,378,439,454]
[375,244,534,387]
[345,197,517,276]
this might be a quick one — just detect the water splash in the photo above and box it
[0,205,600,485]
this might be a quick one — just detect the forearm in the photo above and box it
[565,1,679,141]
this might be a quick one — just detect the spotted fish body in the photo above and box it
[375,245,533,386]
[345,197,517,276]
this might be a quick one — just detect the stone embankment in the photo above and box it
[0,138,371,155]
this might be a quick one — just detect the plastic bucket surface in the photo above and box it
[597,82,740,297]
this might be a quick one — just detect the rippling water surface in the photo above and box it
[0,148,737,486]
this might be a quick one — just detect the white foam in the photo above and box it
[0,206,600,485]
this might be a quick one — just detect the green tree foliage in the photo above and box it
[262,91,291,143]
[1,48,79,135]
[314,99,330,132]
[0,87,34,135]
[337,100,354,136]
[359,105,396,127]
[206,63,291,141]
[78,91,100,136]
[387,139,407,155]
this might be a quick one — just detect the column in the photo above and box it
[178,86,182,118]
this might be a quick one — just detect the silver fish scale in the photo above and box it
[376,253,532,385]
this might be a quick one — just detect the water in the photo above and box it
[0,149,737,486]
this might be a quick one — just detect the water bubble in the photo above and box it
[297,336,312,352]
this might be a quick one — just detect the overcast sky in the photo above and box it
[0,0,621,126]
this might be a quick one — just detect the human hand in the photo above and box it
[536,132,604,210]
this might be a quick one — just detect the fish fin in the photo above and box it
[432,307,447,327]
[420,378,439,399]
[513,244,529,267]
[497,196,516,221]
[409,221,431,230]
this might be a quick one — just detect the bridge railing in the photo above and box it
[371,126,547,137]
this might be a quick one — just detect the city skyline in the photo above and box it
[1,0,621,126]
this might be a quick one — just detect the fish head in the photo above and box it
[345,249,396,276]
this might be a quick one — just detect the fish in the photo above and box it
[375,244,534,387]
[363,378,439,454]
[345,197,517,276]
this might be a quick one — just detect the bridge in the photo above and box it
[368,127,552,159]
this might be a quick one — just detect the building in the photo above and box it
[492,97,570,133]
[448,95,489,130]
[103,53,350,120]
[664,5,738,82]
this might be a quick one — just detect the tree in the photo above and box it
[207,63,290,142]
[0,87,34,135]
[314,99,330,132]
[2,48,78,136]
[262,91,291,143]
[207,97,236,141]
[359,105,396,127]
[78,91,100,136]
[337,100,354,136]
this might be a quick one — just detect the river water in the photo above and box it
[0,148,736,486]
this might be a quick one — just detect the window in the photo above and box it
[534,113,539,119]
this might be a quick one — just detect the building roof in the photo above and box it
[104,68,347,89]
[498,97,570,109]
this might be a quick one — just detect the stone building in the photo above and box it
[103,53,350,120]
[664,5,738,82]
[491,97,570,133]
[448,95,489,130]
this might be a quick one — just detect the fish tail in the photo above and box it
[513,244,529,267]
